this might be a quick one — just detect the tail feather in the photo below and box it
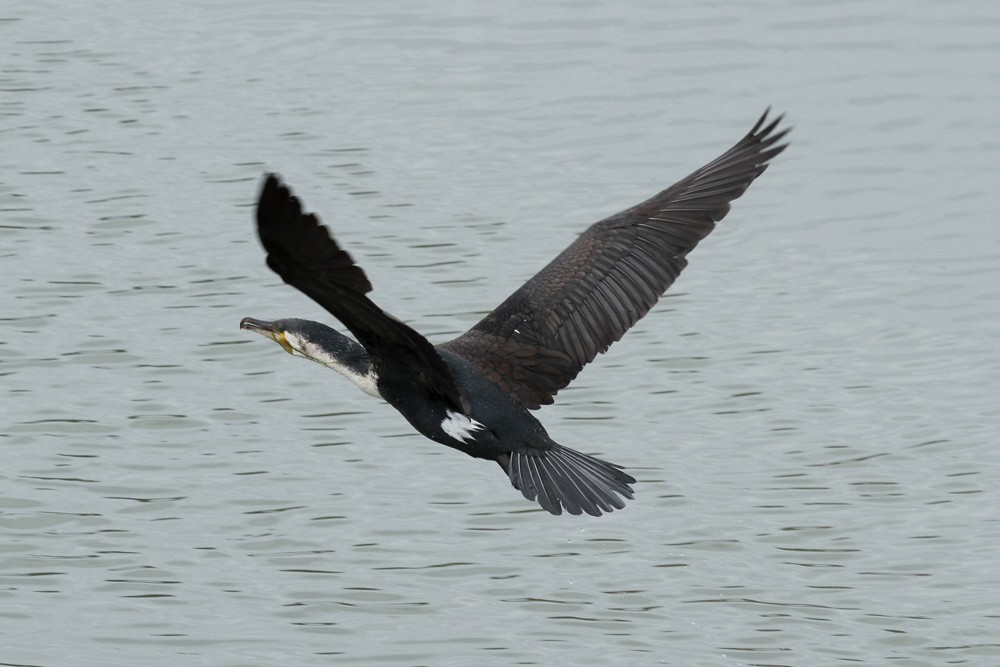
[544,452,588,515]
[557,450,626,513]
[507,445,636,516]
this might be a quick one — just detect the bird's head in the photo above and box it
[240,317,301,356]
[239,316,380,397]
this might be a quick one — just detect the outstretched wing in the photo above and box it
[440,110,790,409]
[256,174,464,412]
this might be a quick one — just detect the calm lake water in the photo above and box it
[2,1,998,665]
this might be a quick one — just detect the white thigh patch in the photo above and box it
[441,411,485,443]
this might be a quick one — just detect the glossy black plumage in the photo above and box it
[243,110,789,515]
[257,177,465,414]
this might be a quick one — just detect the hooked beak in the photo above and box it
[240,317,294,354]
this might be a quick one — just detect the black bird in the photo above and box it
[241,110,789,516]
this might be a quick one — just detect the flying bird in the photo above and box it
[241,110,789,516]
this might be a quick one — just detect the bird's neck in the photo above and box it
[323,354,381,398]
[286,325,381,398]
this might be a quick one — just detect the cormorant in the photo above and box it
[241,110,789,516]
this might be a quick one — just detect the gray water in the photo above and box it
[2,1,998,665]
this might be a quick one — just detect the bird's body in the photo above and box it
[241,110,789,515]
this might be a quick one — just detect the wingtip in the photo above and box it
[751,107,791,138]
[259,172,285,199]
[753,107,792,149]
[741,108,792,172]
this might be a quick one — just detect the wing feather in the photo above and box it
[256,174,464,411]
[441,110,790,408]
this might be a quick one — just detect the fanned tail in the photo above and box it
[506,445,636,516]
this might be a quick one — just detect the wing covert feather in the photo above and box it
[441,110,789,409]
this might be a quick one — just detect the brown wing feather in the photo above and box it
[440,110,790,409]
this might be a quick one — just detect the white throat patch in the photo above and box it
[284,330,381,398]
[330,365,380,398]
[441,410,485,443]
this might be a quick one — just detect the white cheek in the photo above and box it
[441,411,485,443]
[283,331,310,355]
[285,333,382,398]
